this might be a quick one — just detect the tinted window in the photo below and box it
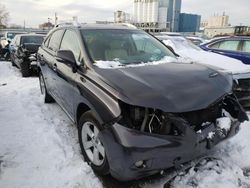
[210,40,240,51]
[48,30,64,51]
[21,36,44,44]
[242,41,250,53]
[60,30,81,62]
[81,29,175,65]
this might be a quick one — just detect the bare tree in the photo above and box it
[0,4,9,28]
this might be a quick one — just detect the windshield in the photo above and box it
[7,32,25,39]
[21,36,44,44]
[81,29,176,66]
[171,37,201,51]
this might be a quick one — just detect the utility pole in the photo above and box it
[55,12,58,25]
[23,20,26,30]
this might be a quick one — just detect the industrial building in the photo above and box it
[203,13,229,28]
[133,0,182,32]
[179,13,201,32]
[204,26,250,38]
[114,11,131,23]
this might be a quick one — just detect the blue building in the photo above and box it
[179,13,201,32]
[161,0,182,32]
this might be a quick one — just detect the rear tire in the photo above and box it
[20,61,31,77]
[78,111,109,175]
[39,72,54,103]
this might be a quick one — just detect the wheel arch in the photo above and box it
[76,103,91,125]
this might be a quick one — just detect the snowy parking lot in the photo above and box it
[1,61,250,188]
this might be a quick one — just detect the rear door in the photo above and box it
[55,29,82,117]
[38,29,65,99]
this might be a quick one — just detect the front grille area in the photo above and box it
[178,100,222,132]
[236,78,250,89]
[234,78,250,100]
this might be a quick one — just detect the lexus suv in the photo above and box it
[37,24,248,181]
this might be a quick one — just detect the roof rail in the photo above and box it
[114,23,137,29]
[55,21,83,28]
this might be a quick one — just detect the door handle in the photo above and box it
[52,63,57,71]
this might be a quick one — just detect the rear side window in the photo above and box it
[44,35,51,47]
[21,36,44,45]
[210,40,240,51]
[48,30,64,52]
[242,41,250,53]
[60,30,81,62]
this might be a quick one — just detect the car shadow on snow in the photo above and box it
[97,172,171,188]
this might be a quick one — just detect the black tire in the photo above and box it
[78,111,109,175]
[20,61,31,77]
[39,72,54,103]
[11,61,15,66]
[11,56,15,66]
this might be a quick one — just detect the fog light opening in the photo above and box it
[135,160,146,168]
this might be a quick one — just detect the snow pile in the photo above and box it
[162,38,250,74]
[94,56,179,69]
[216,117,231,131]
[0,62,102,188]
[170,118,250,188]
[178,49,250,74]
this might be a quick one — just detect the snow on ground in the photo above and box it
[1,61,250,188]
[0,62,102,188]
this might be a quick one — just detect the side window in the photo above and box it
[218,40,240,51]
[48,30,64,52]
[60,30,81,62]
[209,41,220,49]
[212,40,240,51]
[44,35,51,47]
[242,41,250,53]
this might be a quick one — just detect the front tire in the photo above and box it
[78,111,109,175]
[39,72,54,103]
[20,61,31,77]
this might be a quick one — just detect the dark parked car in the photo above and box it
[200,36,250,65]
[0,37,10,60]
[10,34,45,77]
[37,24,248,181]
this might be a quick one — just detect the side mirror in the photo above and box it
[56,50,77,73]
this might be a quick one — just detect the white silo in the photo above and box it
[152,0,159,23]
[137,0,143,23]
[147,1,152,22]
[158,7,168,28]
[133,1,138,23]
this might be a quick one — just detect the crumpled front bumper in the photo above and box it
[99,119,241,181]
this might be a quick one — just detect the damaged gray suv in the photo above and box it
[37,24,248,181]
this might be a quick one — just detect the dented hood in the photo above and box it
[95,62,233,112]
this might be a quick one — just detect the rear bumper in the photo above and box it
[100,120,240,181]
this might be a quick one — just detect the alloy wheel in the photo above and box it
[81,121,105,166]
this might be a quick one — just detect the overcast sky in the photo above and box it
[2,0,250,28]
